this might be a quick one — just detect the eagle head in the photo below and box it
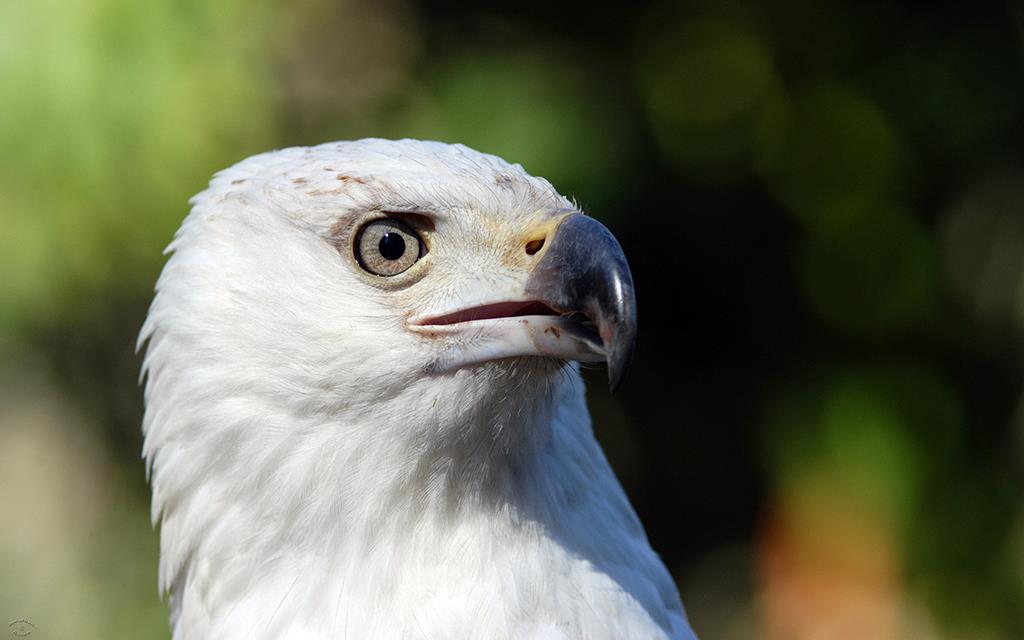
[140,139,691,639]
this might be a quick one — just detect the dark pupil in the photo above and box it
[378,232,406,261]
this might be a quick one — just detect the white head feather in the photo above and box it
[140,139,695,639]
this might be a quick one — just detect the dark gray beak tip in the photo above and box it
[601,266,637,394]
[606,314,637,394]
[524,213,638,392]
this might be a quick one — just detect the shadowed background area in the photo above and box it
[2,0,1024,638]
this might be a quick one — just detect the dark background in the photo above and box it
[2,0,1023,637]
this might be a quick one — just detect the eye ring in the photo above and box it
[354,218,426,277]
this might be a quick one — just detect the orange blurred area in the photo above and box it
[758,477,913,640]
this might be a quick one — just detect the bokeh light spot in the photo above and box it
[640,20,777,125]
[756,83,903,233]
[941,171,1024,328]
[796,207,936,336]
[637,18,782,180]
[372,46,633,211]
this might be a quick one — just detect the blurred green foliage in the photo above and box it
[0,0,278,332]
[2,0,1023,638]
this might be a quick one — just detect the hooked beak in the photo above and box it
[411,214,638,392]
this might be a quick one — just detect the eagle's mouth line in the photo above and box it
[415,300,560,326]
[413,301,603,348]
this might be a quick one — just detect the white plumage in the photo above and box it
[139,139,696,639]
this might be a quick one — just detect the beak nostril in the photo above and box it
[525,238,545,256]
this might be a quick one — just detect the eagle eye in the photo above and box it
[354,218,425,276]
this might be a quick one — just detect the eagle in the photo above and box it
[139,139,697,639]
